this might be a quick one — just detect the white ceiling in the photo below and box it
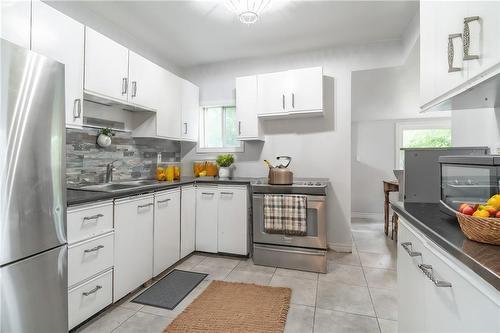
[49,1,419,69]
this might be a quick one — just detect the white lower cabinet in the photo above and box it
[68,269,113,330]
[114,195,154,301]
[398,218,500,333]
[153,189,180,276]
[217,186,248,255]
[67,202,115,330]
[195,185,249,255]
[195,185,219,253]
[68,232,114,287]
[181,185,196,258]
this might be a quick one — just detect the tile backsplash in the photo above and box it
[66,127,180,185]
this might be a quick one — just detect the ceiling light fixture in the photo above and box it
[226,0,271,25]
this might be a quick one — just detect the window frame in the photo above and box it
[395,119,452,169]
[197,104,244,153]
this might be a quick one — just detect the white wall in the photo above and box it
[351,40,451,217]
[182,39,415,251]
[452,108,500,153]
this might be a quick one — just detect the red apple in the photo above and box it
[462,206,474,216]
[495,211,500,218]
[459,203,469,213]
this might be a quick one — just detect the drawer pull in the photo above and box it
[447,33,462,73]
[82,285,102,296]
[401,242,422,257]
[138,203,154,209]
[418,264,452,288]
[157,198,171,204]
[84,245,104,253]
[463,16,480,61]
[220,192,234,195]
[202,192,215,196]
[83,214,104,221]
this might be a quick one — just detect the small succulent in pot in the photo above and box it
[97,127,114,148]
[216,154,235,178]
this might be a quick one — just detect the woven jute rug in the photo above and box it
[164,280,291,333]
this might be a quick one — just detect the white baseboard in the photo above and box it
[351,212,384,220]
[327,242,353,253]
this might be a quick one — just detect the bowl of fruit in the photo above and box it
[456,194,500,245]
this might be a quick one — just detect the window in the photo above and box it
[396,120,452,169]
[198,106,244,153]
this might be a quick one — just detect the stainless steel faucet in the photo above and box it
[105,160,119,183]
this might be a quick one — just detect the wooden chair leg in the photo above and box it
[391,213,399,240]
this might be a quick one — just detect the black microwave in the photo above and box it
[439,155,500,216]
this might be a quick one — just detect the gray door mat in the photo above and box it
[131,269,208,310]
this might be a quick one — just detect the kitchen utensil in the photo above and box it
[267,156,293,185]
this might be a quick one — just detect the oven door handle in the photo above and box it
[255,245,325,256]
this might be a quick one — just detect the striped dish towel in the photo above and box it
[283,195,307,236]
[264,194,284,233]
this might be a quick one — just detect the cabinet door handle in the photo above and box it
[292,93,295,108]
[220,191,234,196]
[83,213,104,222]
[448,33,462,73]
[122,77,128,95]
[401,242,421,257]
[184,122,188,134]
[201,192,215,196]
[418,264,452,288]
[138,203,153,209]
[84,245,104,253]
[73,98,82,119]
[131,81,137,97]
[238,121,241,135]
[463,16,480,61]
[157,198,171,204]
[82,285,102,296]
[282,94,285,110]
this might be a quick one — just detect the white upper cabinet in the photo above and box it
[433,2,469,99]
[257,70,288,116]
[31,0,84,128]
[181,79,200,142]
[84,27,129,103]
[287,67,323,114]
[1,0,30,49]
[257,67,323,118]
[128,51,161,111]
[156,70,182,139]
[465,2,500,80]
[236,75,263,140]
[420,1,500,110]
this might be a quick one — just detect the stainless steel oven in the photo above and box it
[251,179,328,273]
[252,194,327,249]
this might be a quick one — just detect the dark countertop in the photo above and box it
[67,177,257,206]
[391,201,500,291]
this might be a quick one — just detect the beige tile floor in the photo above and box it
[75,218,397,333]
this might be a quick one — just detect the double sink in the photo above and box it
[72,179,163,193]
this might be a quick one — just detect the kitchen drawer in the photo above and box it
[68,269,112,329]
[67,201,113,243]
[68,232,114,287]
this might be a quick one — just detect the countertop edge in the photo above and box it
[67,178,253,206]
[391,202,500,291]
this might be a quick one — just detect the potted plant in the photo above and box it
[97,128,114,148]
[216,154,235,178]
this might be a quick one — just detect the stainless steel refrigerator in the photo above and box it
[0,39,68,332]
